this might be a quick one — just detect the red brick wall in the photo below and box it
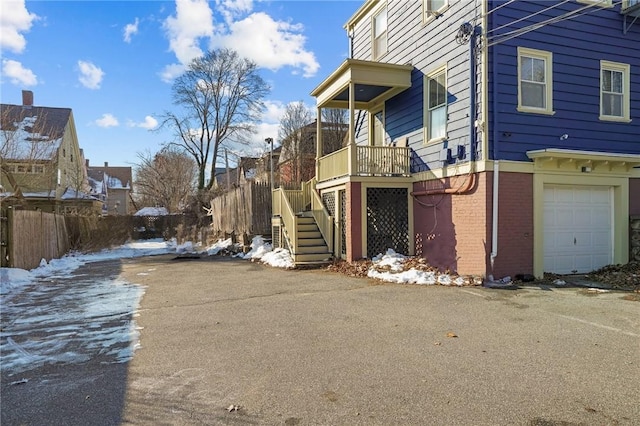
[413,173,489,275]
[630,178,640,215]
[412,171,534,278]
[489,172,534,279]
[346,182,362,261]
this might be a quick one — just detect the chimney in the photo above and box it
[104,162,108,168]
[22,90,34,106]
[86,159,90,168]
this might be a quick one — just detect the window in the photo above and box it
[517,47,554,115]
[424,0,447,21]
[372,5,387,60]
[424,66,447,143]
[600,61,631,122]
[33,165,44,174]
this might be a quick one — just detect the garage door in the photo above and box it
[543,185,612,274]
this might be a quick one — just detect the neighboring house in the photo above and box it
[214,157,260,189]
[278,121,349,185]
[255,146,282,186]
[0,90,100,214]
[86,161,133,215]
[274,0,640,277]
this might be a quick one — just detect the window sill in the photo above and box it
[599,115,632,123]
[423,6,449,25]
[424,135,447,146]
[517,106,556,116]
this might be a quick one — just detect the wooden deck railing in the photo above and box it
[317,145,411,182]
[272,188,298,251]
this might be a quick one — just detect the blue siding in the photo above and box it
[489,0,640,161]
[349,0,483,171]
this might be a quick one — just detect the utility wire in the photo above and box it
[486,0,573,34]
[482,0,519,19]
[486,1,623,47]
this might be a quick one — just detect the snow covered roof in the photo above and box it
[86,165,132,190]
[0,104,70,161]
[134,207,168,216]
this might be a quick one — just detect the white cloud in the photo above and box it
[95,113,119,128]
[161,0,319,81]
[2,59,37,86]
[213,12,319,78]
[77,60,105,89]
[0,0,38,54]
[163,0,214,69]
[262,100,286,123]
[128,116,158,130]
[159,63,186,83]
[123,18,139,43]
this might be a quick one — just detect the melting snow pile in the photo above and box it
[367,249,482,286]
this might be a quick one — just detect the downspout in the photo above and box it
[490,7,500,270]
[491,160,499,269]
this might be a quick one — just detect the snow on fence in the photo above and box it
[208,182,272,238]
[4,208,70,270]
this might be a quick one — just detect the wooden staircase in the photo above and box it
[287,213,332,265]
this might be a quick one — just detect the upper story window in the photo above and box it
[517,47,555,115]
[424,66,447,143]
[372,5,387,60]
[424,0,448,21]
[600,60,631,122]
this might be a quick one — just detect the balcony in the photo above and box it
[317,144,411,183]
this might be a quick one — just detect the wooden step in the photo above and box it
[298,237,326,246]
[294,252,333,263]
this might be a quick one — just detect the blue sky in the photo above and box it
[1,0,360,168]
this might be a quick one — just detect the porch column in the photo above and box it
[316,106,322,180]
[348,81,356,176]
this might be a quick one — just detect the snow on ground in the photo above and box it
[1,236,480,377]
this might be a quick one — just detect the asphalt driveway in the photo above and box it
[2,255,639,425]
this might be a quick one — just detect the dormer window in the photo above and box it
[373,4,387,60]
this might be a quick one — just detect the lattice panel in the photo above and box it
[272,225,281,249]
[340,190,347,256]
[322,192,336,217]
[366,187,408,257]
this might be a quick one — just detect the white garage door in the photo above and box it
[543,185,613,274]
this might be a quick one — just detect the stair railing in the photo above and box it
[272,187,298,254]
[308,178,334,255]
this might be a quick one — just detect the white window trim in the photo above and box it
[577,0,613,7]
[517,47,555,115]
[423,65,448,145]
[600,60,631,122]
[371,3,388,61]
[423,0,449,24]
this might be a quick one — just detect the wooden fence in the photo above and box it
[1,209,213,270]
[3,209,70,270]
[208,182,272,237]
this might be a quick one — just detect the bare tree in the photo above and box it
[160,48,270,199]
[0,106,59,202]
[278,101,314,184]
[321,108,348,155]
[134,147,197,214]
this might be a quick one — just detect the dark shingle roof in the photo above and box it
[1,104,71,140]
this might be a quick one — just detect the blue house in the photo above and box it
[272,0,640,279]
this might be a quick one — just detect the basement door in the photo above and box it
[543,185,613,274]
